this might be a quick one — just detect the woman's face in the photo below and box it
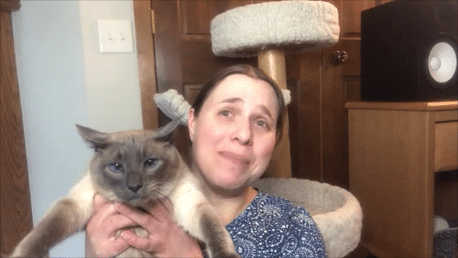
[188,74,279,194]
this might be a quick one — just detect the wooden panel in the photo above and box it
[435,122,458,172]
[181,0,253,35]
[152,0,182,95]
[166,84,204,164]
[181,37,256,84]
[348,108,434,257]
[184,84,203,105]
[321,38,361,188]
[133,0,158,130]
[0,9,33,256]
[286,50,323,181]
[435,110,458,122]
[333,0,381,38]
[286,79,302,179]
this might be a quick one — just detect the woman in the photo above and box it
[86,65,326,257]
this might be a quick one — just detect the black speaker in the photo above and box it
[361,0,457,102]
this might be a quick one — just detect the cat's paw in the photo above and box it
[223,253,241,258]
[8,246,48,258]
[212,251,241,258]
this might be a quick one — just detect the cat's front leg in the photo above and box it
[10,174,95,258]
[171,178,240,258]
[197,205,240,258]
[9,198,88,257]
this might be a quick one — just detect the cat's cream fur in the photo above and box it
[10,120,239,258]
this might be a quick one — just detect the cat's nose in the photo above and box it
[126,174,143,193]
[127,184,143,193]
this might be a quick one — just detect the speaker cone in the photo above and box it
[428,41,457,84]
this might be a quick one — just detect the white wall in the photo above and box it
[12,1,142,256]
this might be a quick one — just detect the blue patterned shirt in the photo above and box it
[225,191,327,258]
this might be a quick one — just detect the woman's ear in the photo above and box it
[188,108,196,142]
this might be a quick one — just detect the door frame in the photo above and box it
[133,0,158,130]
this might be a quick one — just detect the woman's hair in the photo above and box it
[191,64,286,142]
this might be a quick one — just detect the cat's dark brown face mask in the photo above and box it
[76,119,183,207]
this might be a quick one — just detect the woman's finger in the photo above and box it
[144,199,173,222]
[93,194,110,212]
[120,230,159,253]
[113,203,155,228]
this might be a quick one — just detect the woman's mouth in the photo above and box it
[218,151,250,165]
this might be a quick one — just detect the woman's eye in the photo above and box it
[255,120,270,129]
[109,163,123,173]
[219,110,231,117]
[144,159,158,168]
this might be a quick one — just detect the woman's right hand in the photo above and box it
[85,194,204,258]
[85,194,135,257]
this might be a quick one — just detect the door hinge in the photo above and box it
[151,10,156,35]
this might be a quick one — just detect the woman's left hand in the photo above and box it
[114,199,204,258]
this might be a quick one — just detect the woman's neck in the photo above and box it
[204,186,258,226]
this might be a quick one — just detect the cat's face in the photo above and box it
[77,121,182,206]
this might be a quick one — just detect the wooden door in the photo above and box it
[150,0,261,165]
[0,0,34,255]
[285,0,391,188]
[135,0,391,187]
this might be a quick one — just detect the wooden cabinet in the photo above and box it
[346,101,458,257]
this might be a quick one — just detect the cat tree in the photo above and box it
[210,0,340,178]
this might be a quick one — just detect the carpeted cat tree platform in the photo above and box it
[154,1,362,256]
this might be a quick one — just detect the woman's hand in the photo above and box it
[85,194,203,258]
[85,195,134,257]
[114,199,204,258]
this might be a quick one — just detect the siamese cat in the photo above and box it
[10,119,239,258]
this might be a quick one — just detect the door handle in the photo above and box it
[330,51,348,65]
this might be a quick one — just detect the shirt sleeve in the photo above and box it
[280,206,327,258]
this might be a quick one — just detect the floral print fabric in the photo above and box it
[226,191,327,258]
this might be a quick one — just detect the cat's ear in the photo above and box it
[154,118,181,143]
[76,124,110,151]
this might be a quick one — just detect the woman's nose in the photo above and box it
[231,119,253,146]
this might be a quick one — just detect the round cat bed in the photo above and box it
[252,178,362,258]
[211,0,340,58]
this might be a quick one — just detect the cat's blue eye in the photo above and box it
[109,163,123,173]
[144,159,158,168]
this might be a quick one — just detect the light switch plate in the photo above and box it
[97,20,134,53]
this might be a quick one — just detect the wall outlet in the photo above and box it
[97,20,134,53]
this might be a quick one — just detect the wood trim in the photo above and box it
[133,0,158,130]
[435,122,458,172]
[0,0,20,12]
[346,101,458,111]
[435,110,458,122]
[1,7,33,256]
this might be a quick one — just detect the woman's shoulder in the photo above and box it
[246,190,314,223]
[226,191,327,257]
[227,190,317,231]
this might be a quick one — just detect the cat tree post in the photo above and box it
[258,48,291,178]
[211,1,340,179]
